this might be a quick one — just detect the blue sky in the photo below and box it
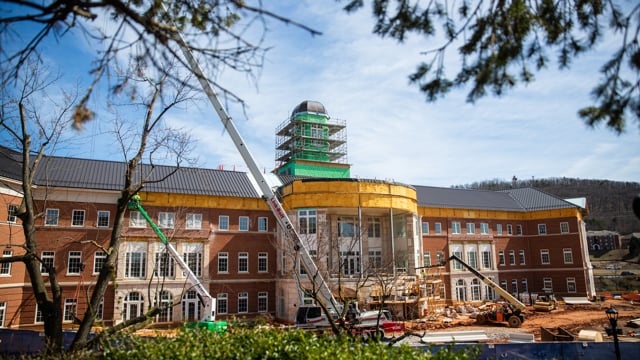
[6,1,640,188]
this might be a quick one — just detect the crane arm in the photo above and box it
[448,255,526,311]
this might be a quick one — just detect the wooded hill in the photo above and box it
[454,178,640,234]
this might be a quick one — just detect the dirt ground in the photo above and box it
[404,299,640,342]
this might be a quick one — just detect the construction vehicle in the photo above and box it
[172,27,342,324]
[533,294,558,312]
[448,254,526,328]
[127,195,227,334]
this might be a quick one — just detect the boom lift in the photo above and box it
[448,255,526,328]
[171,26,342,320]
[127,195,227,333]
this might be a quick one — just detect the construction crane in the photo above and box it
[448,254,526,328]
[171,23,341,319]
[127,195,227,333]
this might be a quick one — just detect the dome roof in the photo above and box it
[291,100,327,117]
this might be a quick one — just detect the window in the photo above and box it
[239,216,249,231]
[129,211,146,228]
[560,222,569,234]
[538,224,547,235]
[298,209,317,234]
[480,223,489,234]
[218,252,228,273]
[217,293,228,314]
[258,252,268,273]
[258,217,268,232]
[470,279,481,301]
[186,213,202,230]
[123,292,144,321]
[455,279,466,301]
[563,248,573,264]
[45,209,59,226]
[367,217,381,238]
[41,251,54,275]
[541,249,550,264]
[506,224,513,235]
[95,299,104,321]
[71,210,85,227]
[422,222,429,235]
[0,302,6,328]
[258,292,268,313]
[7,204,18,223]
[238,292,248,313]
[451,222,461,234]
[434,222,442,235]
[155,251,175,278]
[338,217,356,237]
[519,250,526,265]
[125,252,146,278]
[423,252,431,267]
[156,291,173,323]
[468,251,478,269]
[481,251,492,269]
[67,251,83,275]
[543,278,553,291]
[63,299,77,322]
[566,278,577,293]
[218,215,229,231]
[452,251,463,270]
[521,278,529,293]
[511,279,518,295]
[158,212,175,229]
[498,251,505,266]
[97,211,110,227]
[466,223,475,234]
[341,250,360,275]
[238,252,249,273]
[35,304,44,323]
[436,251,444,265]
[182,291,200,322]
[496,224,503,236]
[1,250,12,276]
[93,251,107,274]
[500,280,508,291]
[369,248,382,268]
[509,250,516,265]
[516,225,523,236]
[183,247,202,277]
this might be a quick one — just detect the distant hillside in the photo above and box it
[455,178,640,234]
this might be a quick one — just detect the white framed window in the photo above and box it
[538,224,547,235]
[158,212,175,229]
[258,217,268,232]
[480,223,489,234]
[369,248,382,268]
[500,280,508,291]
[423,252,431,267]
[125,243,147,278]
[186,213,202,230]
[541,249,550,264]
[543,278,553,292]
[298,209,317,234]
[436,251,444,265]
[93,251,107,274]
[258,252,268,273]
[67,251,83,275]
[41,251,54,275]
[560,222,569,233]
[97,211,110,228]
[521,278,529,293]
[496,224,503,236]
[498,251,505,266]
[35,304,44,323]
[183,244,203,277]
[516,225,523,236]
[217,252,228,273]
[239,216,249,231]
[0,301,6,328]
[481,251,492,269]
[218,215,229,231]
[182,291,200,322]
[1,250,12,276]
[155,291,173,323]
[563,248,573,264]
[155,251,175,278]
[452,251,463,270]
[338,217,356,238]
[466,223,475,234]
[434,222,442,235]
[238,252,249,273]
[468,251,478,269]
[519,250,526,265]
[511,279,518,295]
[258,291,268,313]
[566,278,577,293]
[7,204,18,223]
[470,279,481,301]
[63,299,77,322]
[366,217,380,238]
[509,250,516,265]
[217,293,228,314]
[45,209,59,226]
[129,211,146,228]
[71,210,85,227]
[455,279,466,301]
[506,224,513,235]
[451,222,461,234]
[238,292,248,313]
[95,299,104,321]
[422,222,429,235]
[123,292,144,321]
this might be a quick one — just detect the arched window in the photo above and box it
[470,279,481,301]
[455,279,466,301]
[156,291,173,323]
[182,290,201,322]
[123,292,144,321]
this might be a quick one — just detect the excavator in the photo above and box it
[448,254,526,328]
